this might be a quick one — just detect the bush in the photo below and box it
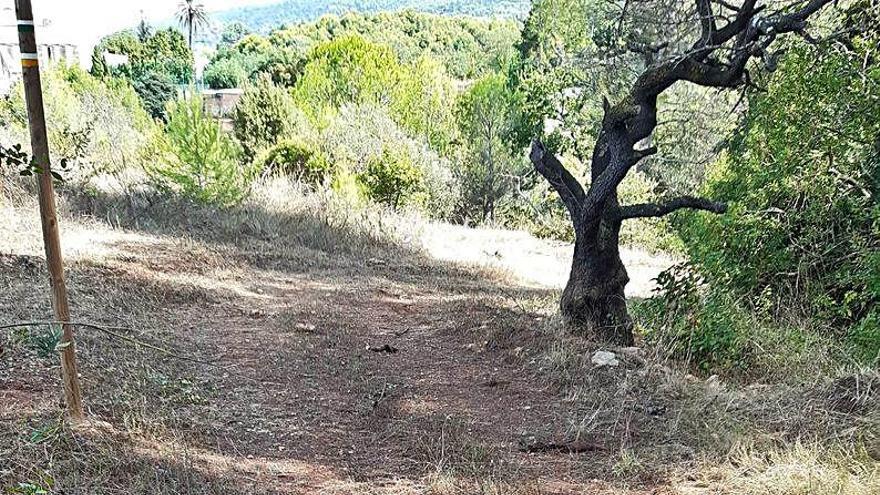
[232,77,304,159]
[453,72,529,223]
[391,55,457,153]
[252,48,305,87]
[637,263,749,372]
[678,42,880,362]
[293,35,400,122]
[131,71,177,120]
[257,139,330,185]
[0,65,157,181]
[149,96,250,206]
[95,28,194,85]
[358,146,424,208]
[635,263,846,378]
[203,57,249,90]
[320,105,458,218]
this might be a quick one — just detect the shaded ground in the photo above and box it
[0,196,670,494]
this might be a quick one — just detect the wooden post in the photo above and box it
[15,0,84,420]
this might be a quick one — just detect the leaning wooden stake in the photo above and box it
[15,0,84,419]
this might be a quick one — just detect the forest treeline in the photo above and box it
[2,1,878,375]
[212,0,530,38]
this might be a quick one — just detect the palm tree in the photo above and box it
[176,0,209,49]
[136,11,152,43]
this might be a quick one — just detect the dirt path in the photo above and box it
[1,204,671,494]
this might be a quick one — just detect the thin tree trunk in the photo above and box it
[16,0,84,419]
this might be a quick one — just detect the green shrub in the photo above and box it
[678,41,880,362]
[293,35,401,123]
[848,314,880,362]
[637,263,749,372]
[635,263,846,377]
[232,77,303,159]
[390,55,458,153]
[453,72,529,223]
[252,48,305,88]
[149,96,250,206]
[258,139,331,185]
[358,146,424,208]
[331,171,368,203]
[131,71,177,120]
[95,28,194,85]
[320,105,458,218]
[203,57,249,90]
[0,65,157,181]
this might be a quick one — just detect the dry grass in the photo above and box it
[691,442,880,494]
[484,312,880,493]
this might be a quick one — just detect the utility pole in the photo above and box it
[15,0,84,420]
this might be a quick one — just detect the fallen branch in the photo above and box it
[369,344,399,354]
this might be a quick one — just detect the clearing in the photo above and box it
[1,189,876,494]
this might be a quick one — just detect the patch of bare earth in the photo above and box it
[1,196,667,494]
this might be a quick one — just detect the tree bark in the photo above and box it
[562,218,634,346]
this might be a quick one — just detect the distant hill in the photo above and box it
[213,0,530,34]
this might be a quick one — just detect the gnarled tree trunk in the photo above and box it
[563,221,633,345]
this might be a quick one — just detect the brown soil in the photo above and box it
[0,199,662,494]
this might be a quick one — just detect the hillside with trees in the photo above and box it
[214,0,530,34]
[1,0,878,493]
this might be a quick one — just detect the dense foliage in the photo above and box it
[257,138,330,185]
[213,0,529,40]
[0,66,157,181]
[454,72,528,222]
[232,77,304,159]
[93,28,194,85]
[150,97,251,206]
[641,16,880,369]
[92,27,194,120]
[204,10,520,89]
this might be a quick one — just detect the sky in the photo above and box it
[0,0,278,63]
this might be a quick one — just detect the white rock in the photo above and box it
[706,374,724,389]
[591,350,620,367]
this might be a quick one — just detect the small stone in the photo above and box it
[295,323,317,332]
[591,350,619,367]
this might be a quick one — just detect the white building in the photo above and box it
[0,9,81,93]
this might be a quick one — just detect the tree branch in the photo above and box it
[529,140,586,219]
[631,0,833,99]
[696,0,717,47]
[582,142,658,220]
[618,196,728,220]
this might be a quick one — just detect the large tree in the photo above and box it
[529,0,837,345]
